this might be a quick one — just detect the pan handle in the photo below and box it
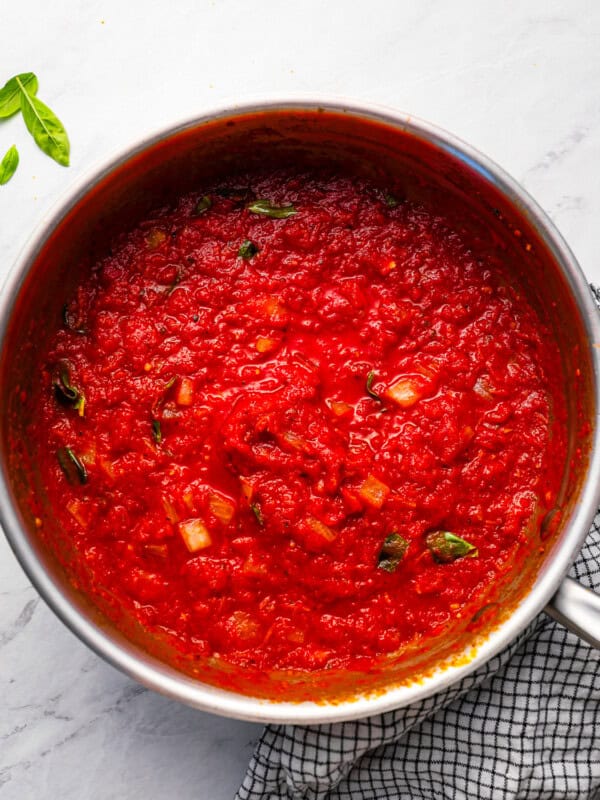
[545,576,600,649]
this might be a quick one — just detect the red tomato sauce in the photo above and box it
[32,170,566,674]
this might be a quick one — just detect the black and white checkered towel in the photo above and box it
[236,500,600,800]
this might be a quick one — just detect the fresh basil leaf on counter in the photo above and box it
[0,145,19,185]
[19,77,70,166]
[0,72,38,118]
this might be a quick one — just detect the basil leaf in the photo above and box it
[62,303,86,334]
[426,531,478,564]
[151,375,178,417]
[194,195,212,215]
[57,446,88,485]
[238,239,259,259]
[247,199,297,219]
[52,360,85,416]
[152,419,162,444]
[0,72,38,118]
[0,145,19,185]
[19,78,70,166]
[384,192,399,208]
[380,532,408,560]
[366,371,382,402]
[377,532,408,572]
[251,502,264,526]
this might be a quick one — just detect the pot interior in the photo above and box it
[0,107,595,704]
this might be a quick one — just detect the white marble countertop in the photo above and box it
[2,2,600,798]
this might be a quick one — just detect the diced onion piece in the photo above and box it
[473,375,494,399]
[385,376,426,408]
[144,543,168,558]
[256,337,277,353]
[67,499,89,528]
[99,458,116,480]
[461,425,475,444]
[242,554,268,575]
[209,492,236,525]
[178,518,212,552]
[145,229,166,249]
[262,296,286,322]
[175,377,194,406]
[282,431,310,452]
[240,478,254,503]
[307,516,337,542]
[161,495,179,524]
[329,400,353,418]
[80,440,97,465]
[226,610,261,643]
[359,474,391,509]
[182,491,195,512]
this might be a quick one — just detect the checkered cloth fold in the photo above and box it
[236,516,600,800]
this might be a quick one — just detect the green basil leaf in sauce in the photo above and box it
[366,371,382,402]
[384,192,400,208]
[251,502,264,526]
[377,532,408,572]
[426,530,478,564]
[57,446,87,485]
[62,304,86,334]
[52,360,85,415]
[194,195,212,215]
[151,375,178,418]
[0,72,38,118]
[247,199,297,219]
[152,419,162,444]
[238,239,259,259]
[19,80,70,166]
[0,145,19,185]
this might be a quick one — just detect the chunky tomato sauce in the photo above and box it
[32,170,566,674]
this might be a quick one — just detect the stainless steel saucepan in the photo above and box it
[1,99,599,723]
